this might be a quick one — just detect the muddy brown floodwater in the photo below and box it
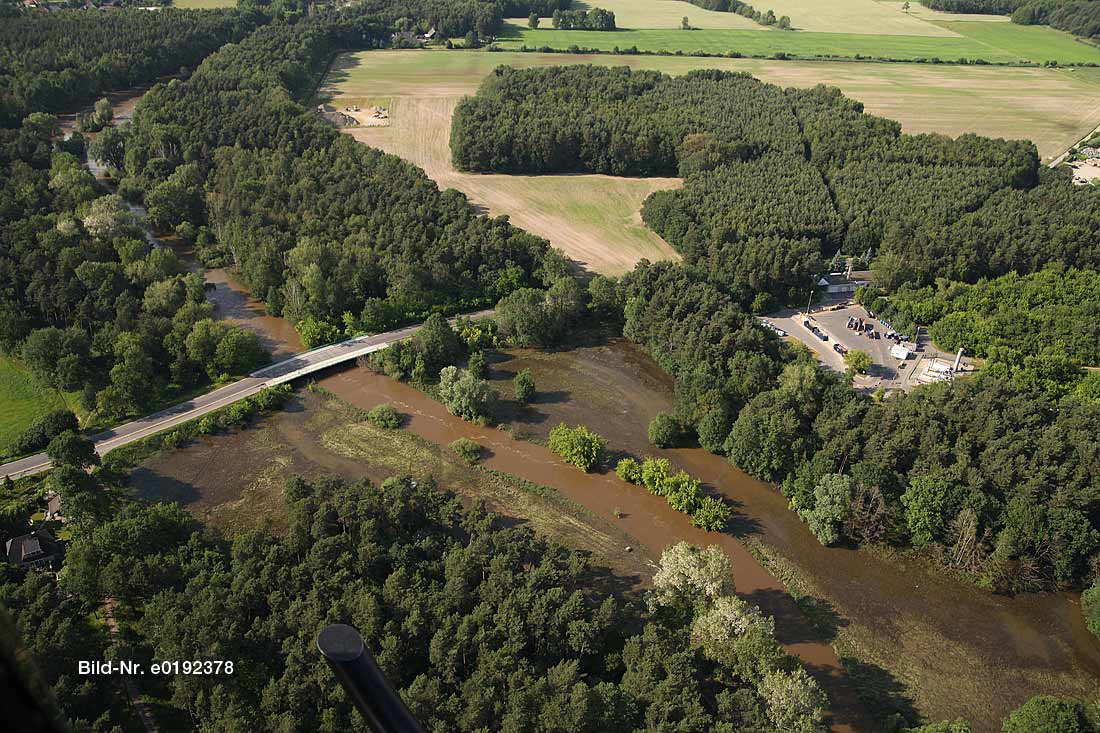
[318,338,1100,733]
[202,268,304,361]
[317,363,870,732]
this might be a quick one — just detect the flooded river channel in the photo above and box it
[315,339,1100,732]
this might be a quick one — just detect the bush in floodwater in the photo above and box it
[548,423,605,472]
[1083,581,1100,639]
[450,438,482,464]
[615,457,642,484]
[367,404,402,430]
[648,412,681,448]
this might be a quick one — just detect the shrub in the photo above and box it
[1082,581,1100,639]
[514,368,536,404]
[467,351,488,380]
[9,409,78,455]
[1002,695,1095,733]
[548,423,605,472]
[692,497,731,532]
[648,412,681,448]
[438,366,494,422]
[665,471,704,514]
[198,416,218,435]
[367,404,402,430]
[449,438,482,464]
[616,457,642,484]
[641,456,672,495]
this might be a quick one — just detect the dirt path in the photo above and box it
[103,599,160,733]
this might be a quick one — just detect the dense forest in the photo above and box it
[451,65,1100,591]
[97,13,557,340]
[0,8,264,128]
[0,115,267,442]
[35,472,825,732]
[617,262,1100,593]
[861,265,1100,370]
[452,65,1064,307]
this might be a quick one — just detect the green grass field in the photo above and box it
[496,24,1013,61]
[172,0,235,8]
[495,20,1100,64]
[0,356,69,455]
[940,20,1100,64]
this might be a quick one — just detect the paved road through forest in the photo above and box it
[0,310,494,480]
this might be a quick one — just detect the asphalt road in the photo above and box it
[0,309,494,480]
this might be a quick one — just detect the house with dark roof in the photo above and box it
[5,530,61,571]
[45,492,63,522]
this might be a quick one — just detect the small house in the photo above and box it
[818,270,871,295]
[5,530,61,571]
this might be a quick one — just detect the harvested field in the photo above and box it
[318,55,682,274]
[322,49,1100,173]
[758,0,962,34]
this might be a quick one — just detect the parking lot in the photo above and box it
[759,301,953,394]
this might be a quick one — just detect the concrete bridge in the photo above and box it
[0,310,494,480]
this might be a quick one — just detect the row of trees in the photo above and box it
[550,7,616,30]
[0,8,264,127]
[682,0,788,28]
[616,457,732,531]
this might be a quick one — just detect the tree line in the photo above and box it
[919,0,1025,12]
[0,8,264,128]
[921,0,1100,41]
[681,0,788,28]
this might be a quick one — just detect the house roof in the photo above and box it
[5,530,59,566]
[819,270,872,287]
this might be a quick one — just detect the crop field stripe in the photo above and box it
[938,20,1100,64]
[495,25,1027,62]
[495,22,1100,64]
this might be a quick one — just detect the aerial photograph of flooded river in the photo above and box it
[5,3,1100,733]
